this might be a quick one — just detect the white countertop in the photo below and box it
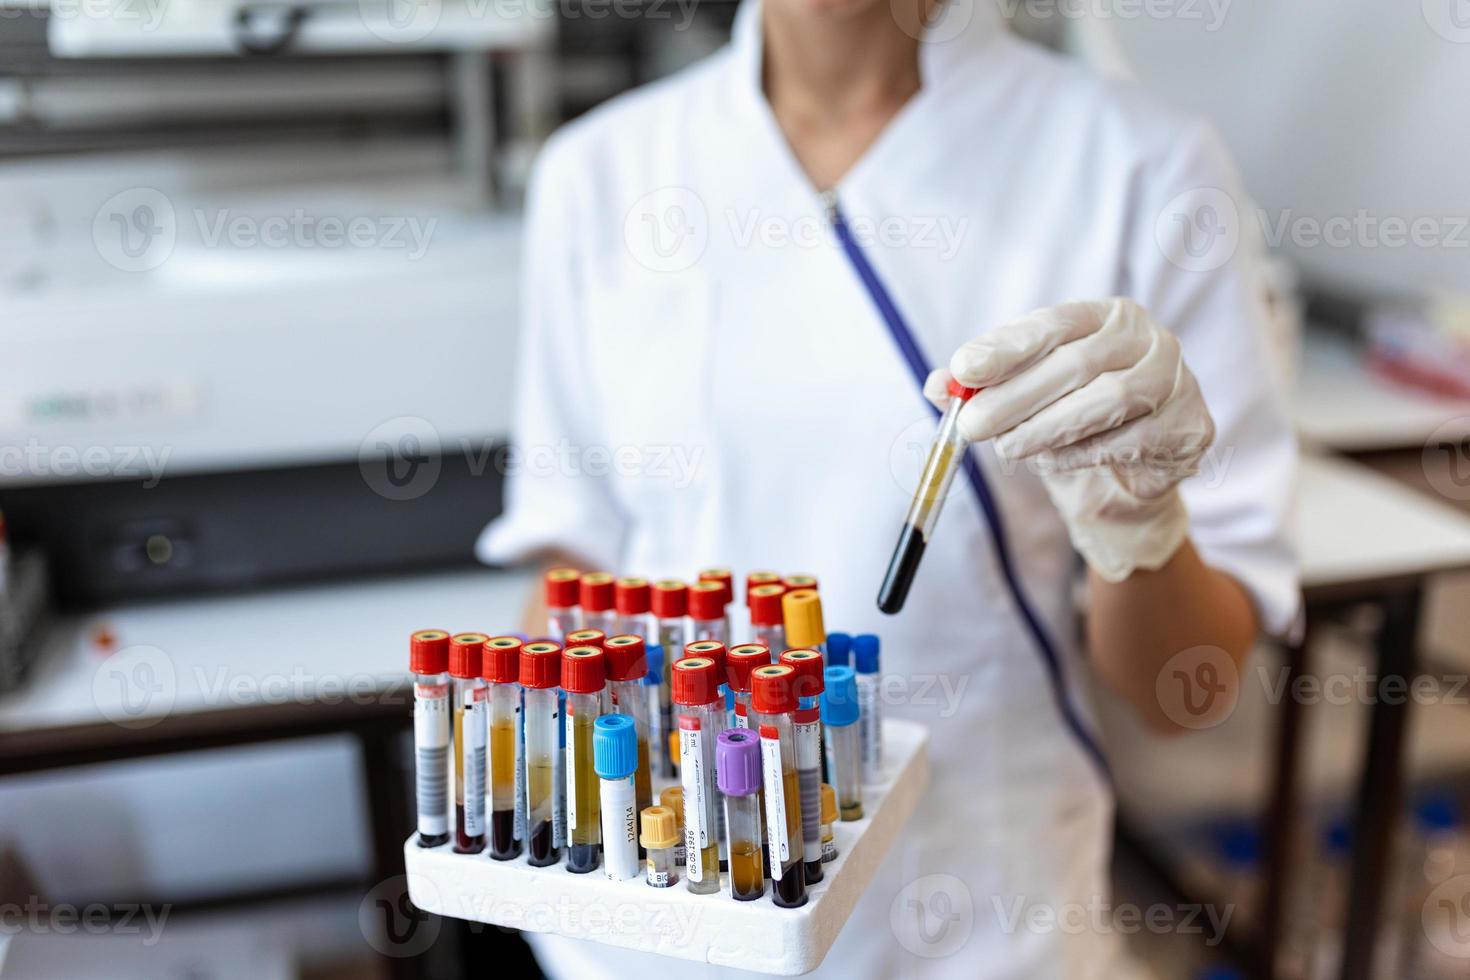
[0,566,533,733]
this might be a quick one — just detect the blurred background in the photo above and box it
[1,0,1469,978]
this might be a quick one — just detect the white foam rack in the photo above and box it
[405,718,929,975]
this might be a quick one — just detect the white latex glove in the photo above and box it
[925,298,1215,582]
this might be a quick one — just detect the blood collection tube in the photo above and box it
[744,571,781,608]
[683,640,730,865]
[826,631,853,670]
[659,785,687,867]
[483,636,523,859]
[751,664,807,908]
[651,579,688,778]
[614,576,653,639]
[644,643,666,779]
[520,641,562,867]
[781,648,826,885]
[782,588,827,660]
[604,634,654,849]
[878,378,978,614]
[782,573,818,593]
[562,644,606,874]
[594,714,640,881]
[640,806,680,888]
[544,567,581,640]
[579,572,616,635]
[718,729,766,901]
[672,655,723,894]
[410,630,452,848]
[821,664,863,821]
[689,580,729,647]
[449,632,489,854]
[854,634,883,783]
[727,644,772,728]
[819,784,838,863]
[748,584,787,652]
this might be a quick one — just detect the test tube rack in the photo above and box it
[403,718,929,975]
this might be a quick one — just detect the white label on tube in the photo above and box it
[565,707,577,831]
[461,687,487,837]
[552,699,565,848]
[600,775,639,881]
[513,693,526,841]
[759,726,789,877]
[679,717,707,882]
[647,866,670,888]
[794,717,821,771]
[858,674,881,781]
[414,683,449,837]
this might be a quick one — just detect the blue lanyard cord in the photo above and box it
[828,201,1112,785]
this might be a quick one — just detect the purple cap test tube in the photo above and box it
[717,729,765,900]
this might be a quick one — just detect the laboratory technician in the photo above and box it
[479,0,1298,974]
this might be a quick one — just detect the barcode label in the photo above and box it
[679,718,706,882]
[416,745,448,837]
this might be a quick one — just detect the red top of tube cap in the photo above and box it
[688,581,726,621]
[409,629,450,674]
[614,577,651,616]
[947,378,980,400]
[448,632,489,678]
[579,572,615,612]
[651,579,688,619]
[726,644,772,693]
[545,567,580,608]
[561,646,606,694]
[565,628,605,650]
[696,567,734,607]
[519,641,562,688]
[745,571,781,607]
[751,664,798,715]
[603,634,647,682]
[683,640,726,686]
[748,584,787,626]
[780,648,826,699]
[482,636,522,683]
[672,656,719,706]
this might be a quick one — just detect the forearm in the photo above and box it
[1086,537,1258,733]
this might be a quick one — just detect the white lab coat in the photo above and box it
[479,1,1298,976]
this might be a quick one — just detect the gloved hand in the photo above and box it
[924,298,1215,582]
